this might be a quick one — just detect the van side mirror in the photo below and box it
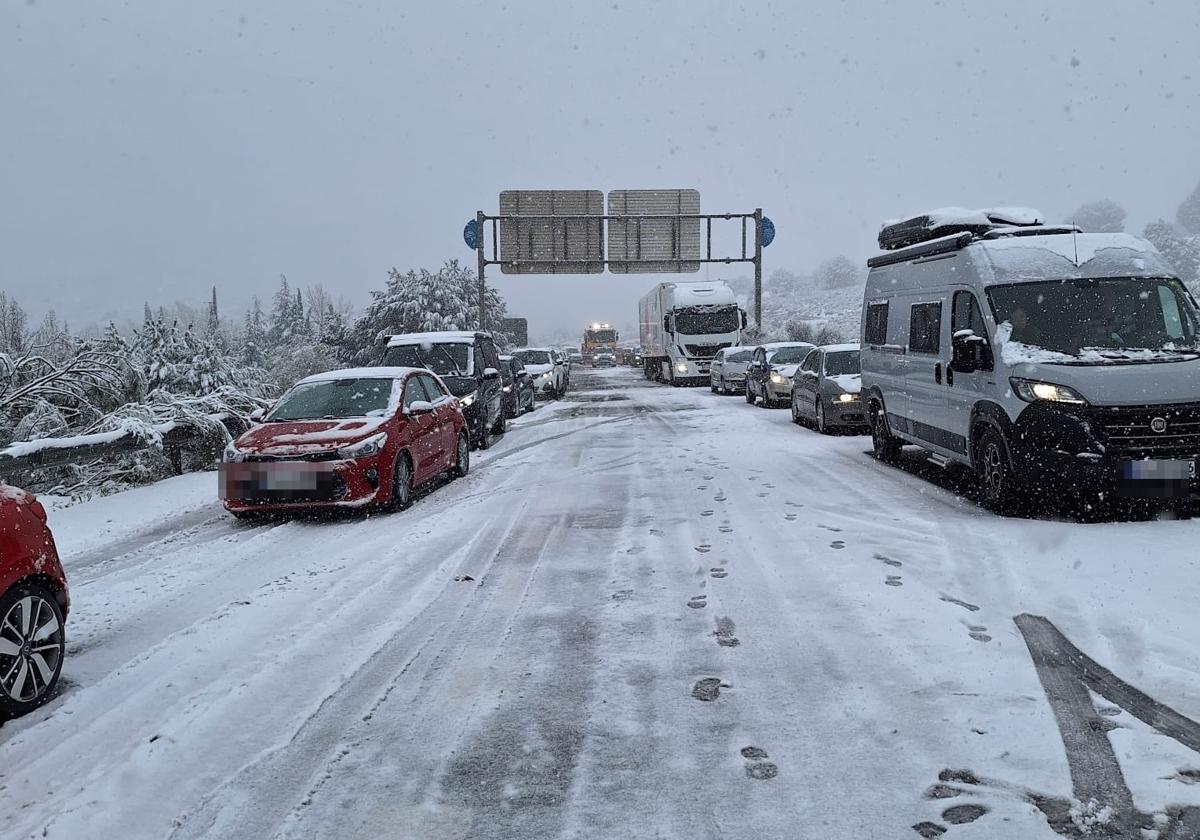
[483,367,500,380]
[950,329,988,373]
[406,400,434,415]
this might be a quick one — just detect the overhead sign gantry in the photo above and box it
[464,189,774,331]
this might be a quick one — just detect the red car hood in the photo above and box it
[235,418,389,457]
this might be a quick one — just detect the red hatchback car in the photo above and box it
[0,483,69,719]
[220,367,469,516]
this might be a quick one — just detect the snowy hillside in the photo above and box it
[727,274,865,342]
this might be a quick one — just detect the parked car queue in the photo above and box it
[219,332,573,520]
[709,341,870,437]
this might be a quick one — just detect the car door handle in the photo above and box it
[934,363,942,384]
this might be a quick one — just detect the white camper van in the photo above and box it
[860,207,1200,512]
[639,281,747,385]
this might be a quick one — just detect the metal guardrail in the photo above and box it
[0,415,245,488]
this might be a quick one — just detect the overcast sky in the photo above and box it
[3,1,1199,342]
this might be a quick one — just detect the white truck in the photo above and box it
[638,281,747,385]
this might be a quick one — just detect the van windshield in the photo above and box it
[987,277,1200,363]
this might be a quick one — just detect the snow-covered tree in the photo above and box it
[1143,219,1200,285]
[205,287,220,338]
[241,297,268,368]
[815,256,861,290]
[0,293,28,354]
[1178,179,1200,236]
[1068,199,1126,233]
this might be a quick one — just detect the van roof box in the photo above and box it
[877,206,1046,251]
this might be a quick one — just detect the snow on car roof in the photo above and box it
[972,232,1174,284]
[384,331,480,346]
[820,342,860,353]
[761,341,814,349]
[297,367,419,385]
[513,346,554,353]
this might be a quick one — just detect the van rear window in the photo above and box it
[908,302,942,354]
[865,302,889,345]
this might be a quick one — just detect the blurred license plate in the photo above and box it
[220,462,331,500]
[1121,459,1196,480]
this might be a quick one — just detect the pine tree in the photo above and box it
[1144,220,1200,285]
[144,302,153,324]
[241,297,268,368]
[269,275,294,345]
[206,287,220,337]
[1178,179,1200,236]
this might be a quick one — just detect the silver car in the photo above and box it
[709,347,753,394]
[790,343,868,434]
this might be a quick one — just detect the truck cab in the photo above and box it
[639,281,748,386]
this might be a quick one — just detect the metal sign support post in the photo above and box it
[476,209,487,330]
[753,207,763,333]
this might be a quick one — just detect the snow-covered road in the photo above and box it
[3,368,1200,840]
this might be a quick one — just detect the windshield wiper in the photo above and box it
[430,345,466,375]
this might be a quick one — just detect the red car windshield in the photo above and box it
[267,378,395,421]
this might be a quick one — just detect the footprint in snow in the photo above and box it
[819,524,843,532]
[714,616,740,647]
[718,525,734,533]
[698,485,709,491]
[739,745,778,779]
[756,492,769,498]
[830,540,846,550]
[691,677,724,701]
[912,770,990,837]
[939,594,980,612]
[875,553,902,567]
[700,510,714,517]
[784,513,797,521]
[968,625,992,643]
[714,494,727,502]
[694,544,712,553]
[611,589,634,601]
[649,528,664,537]
[687,595,708,609]
[703,474,714,480]
[785,500,803,508]
[885,575,902,587]
[710,567,728,579]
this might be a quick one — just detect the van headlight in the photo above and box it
[458,392,477,407]
[337,432,387,460]
[675,362,688,373]
[1010,378,1088,406]
[770,372,785,384]
[223,442,247,463]
[837,393,857,403]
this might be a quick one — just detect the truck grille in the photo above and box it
[684,343,726,358]
[1092,403,1200,457]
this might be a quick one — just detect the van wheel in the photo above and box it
[870,401,902,463]
[493,412,506,436]
[710,379,719,394]
[0,583,65,719]
[791,393,802,425]
[976,428,1022,514]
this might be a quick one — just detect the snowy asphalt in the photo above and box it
[3,367,1200,840]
